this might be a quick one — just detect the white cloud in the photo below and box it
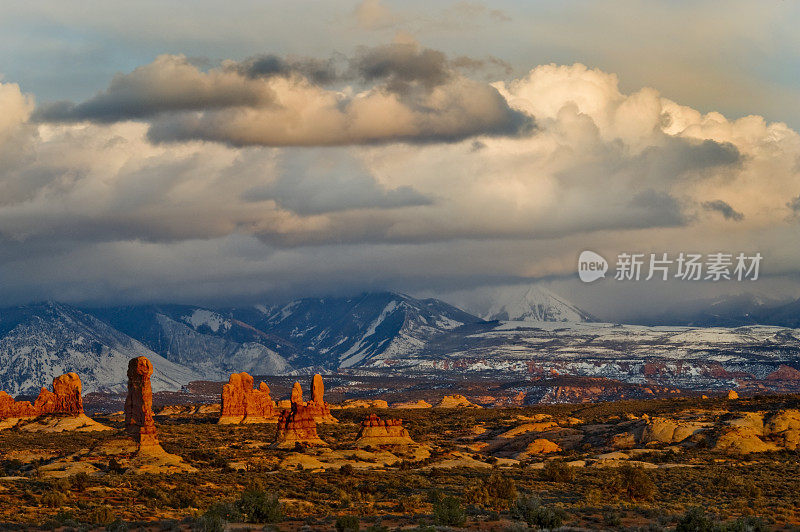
[0,57,799,305]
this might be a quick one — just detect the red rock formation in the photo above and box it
[303,375,337,423]
[311,374,324,404]
[356,413,415,447]
[124,356,159,447]
[0,372,84,419]
[0,392,36,418]
[272,380,327,448]
[291,381,304,405]
[218,372,277,424]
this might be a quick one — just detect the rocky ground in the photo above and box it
[0,393,799,530]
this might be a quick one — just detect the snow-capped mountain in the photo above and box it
[240,292,482,368]
[0,302,199,395]
[483,285,594,322]
[86,305,294,381]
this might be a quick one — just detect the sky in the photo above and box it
[0,0,799,319]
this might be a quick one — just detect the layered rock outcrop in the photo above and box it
[303,375,337,423]
[96,356,198,473]
[355,414,415,447]
[713,410,800,453]
[273,384,327,448]
[0,373,109,432]
[218,372,277,424]
[392,399,432,409]
[436,394,481,408]
[1,372,84,419]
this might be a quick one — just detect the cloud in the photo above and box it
[35,47,530,146]
[1,57,800,305]
[34,54,272,122]
[352,42,451,92]
[354,0,402,30]
[235,54,339,85]
[242,150,432,214]
[702,199,744,221]
[788,195,800,216]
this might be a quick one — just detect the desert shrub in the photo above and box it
[433,496,466,527]
[41,489,67,508]
[464,471,518,511]
[335,514,360,532]
[676,507,716,532]
[70,472,89,492]
[339,464,355,476]
[106,518,128,532]
[1,459,24,476]
[510,495,566,530]
[724,516,768,532]
[237,489,282,523]
[198,502,240,532]
[602,508,622,527]
[397,494,424,513]
[542,460,574,482]
[85,505,115,525]
[365,521,388,532]
[605,464,656,501]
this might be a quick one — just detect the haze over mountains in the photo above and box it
[1,287,799,396]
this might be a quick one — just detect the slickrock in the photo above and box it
[392,399,432,409]
[517,438,562,458]
[303,374,337,423]
[273,382,327,449]
[218,372,278,424]
[435,394,481,408]
[713,428,779,453]
[356,414,415,447]
[609,432,637,449]
[765,410,800,450]
[498,421,560,439]
[332,399,390,409]
[0,373,110,432]
[641,417,708,445]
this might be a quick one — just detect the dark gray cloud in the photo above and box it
[788,195,800,216]
[34,54,270,123]
[628,189,686,228]
[702,199,744,221]
[235,54,339,85]
[33,46,531,146]
[634,138,742,183]
[352,43,451,93]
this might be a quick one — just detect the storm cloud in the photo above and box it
[34,44,531,146]
[0,57,799,306]
[703,199,744,221]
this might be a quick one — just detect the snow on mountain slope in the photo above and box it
[0,302,199,395]
[484,285,594,322]
[247,292,482,369]
[363,320,800,389]
[87,305,293,380]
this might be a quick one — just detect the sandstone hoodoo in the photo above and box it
[304,374,337,423]
[1,372,84,419]
[0,372,109,432]
[102,356,197,473]
[125,356,160,447]
[355,414,415,447]
[218,372,277,424]
[273,381,326,449]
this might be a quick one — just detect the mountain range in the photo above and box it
[1,288,799,396]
